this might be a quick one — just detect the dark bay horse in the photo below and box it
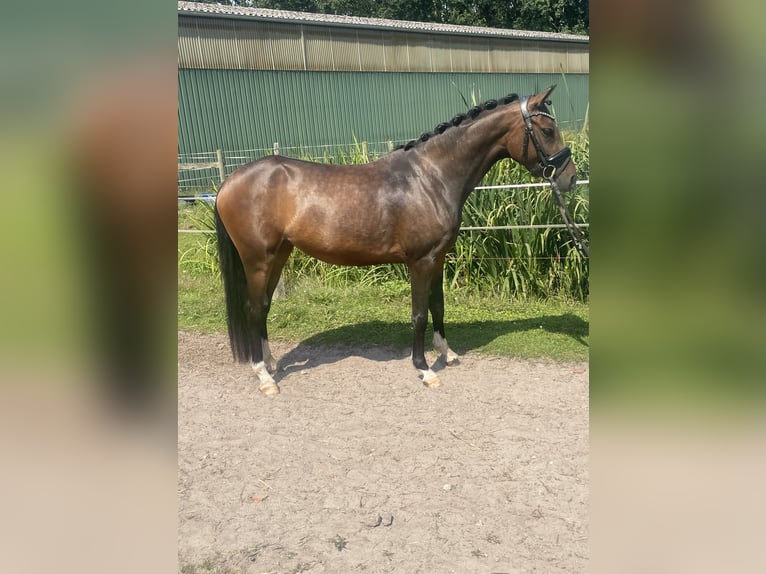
[215,85,577,395]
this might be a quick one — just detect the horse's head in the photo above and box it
[506,85,577,192]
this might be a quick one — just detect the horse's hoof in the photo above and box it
[420,369,441,388]
[424,377,441,389]
[259,383,280,397]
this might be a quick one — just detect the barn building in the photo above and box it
[177,1,589,186]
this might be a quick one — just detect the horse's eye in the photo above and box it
[542,127,554,137]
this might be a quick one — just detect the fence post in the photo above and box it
[387,140,394,152]
[361,141,368,161]
[215,149,225,183]
[273,142,280,156]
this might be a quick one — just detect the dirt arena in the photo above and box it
[178,331,588,573]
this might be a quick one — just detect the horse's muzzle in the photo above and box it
[541,146,572,180]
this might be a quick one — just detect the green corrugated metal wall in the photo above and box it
[178,69,588,160]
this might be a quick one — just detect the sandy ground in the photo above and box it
[178,331,588,573]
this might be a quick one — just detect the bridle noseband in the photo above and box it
[519,96,572,180]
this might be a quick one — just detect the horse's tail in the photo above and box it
[215,205,253,363]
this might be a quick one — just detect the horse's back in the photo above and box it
[215,153,451,265]
[219,155,290,197]
[218,155,391,218]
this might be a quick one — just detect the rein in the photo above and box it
[548,177,590,259]
[519,96,590,259]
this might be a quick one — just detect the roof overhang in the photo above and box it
[177,1,590,45]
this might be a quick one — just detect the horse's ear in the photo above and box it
[533,85,557,107]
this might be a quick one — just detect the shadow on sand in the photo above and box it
[275,313,588,379]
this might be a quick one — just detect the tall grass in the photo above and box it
[452,129,589,299]
[178,129,589,300]
[178,200,219,276]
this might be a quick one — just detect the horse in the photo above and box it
[214,85,577,396]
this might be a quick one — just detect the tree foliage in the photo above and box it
[195,0,589,34]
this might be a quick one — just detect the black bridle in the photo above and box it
[520,96,589,258]
[520,96,572,180]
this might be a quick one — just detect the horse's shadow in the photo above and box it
[274,313,588,380]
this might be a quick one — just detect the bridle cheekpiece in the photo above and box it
[519,96,572,181]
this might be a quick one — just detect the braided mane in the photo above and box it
[395,93,519,152]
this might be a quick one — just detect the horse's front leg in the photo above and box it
[428,273,459,366]
[409,264,440,388]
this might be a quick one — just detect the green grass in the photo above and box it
[179,271,589,362]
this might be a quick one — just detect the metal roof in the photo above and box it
[177,1,589,44]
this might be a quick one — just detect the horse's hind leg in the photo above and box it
[429,273,459,366]
[261,241,294,374]
[243,263,279,396]
[409,263,440,388]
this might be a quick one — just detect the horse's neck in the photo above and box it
[416,114,511,202]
